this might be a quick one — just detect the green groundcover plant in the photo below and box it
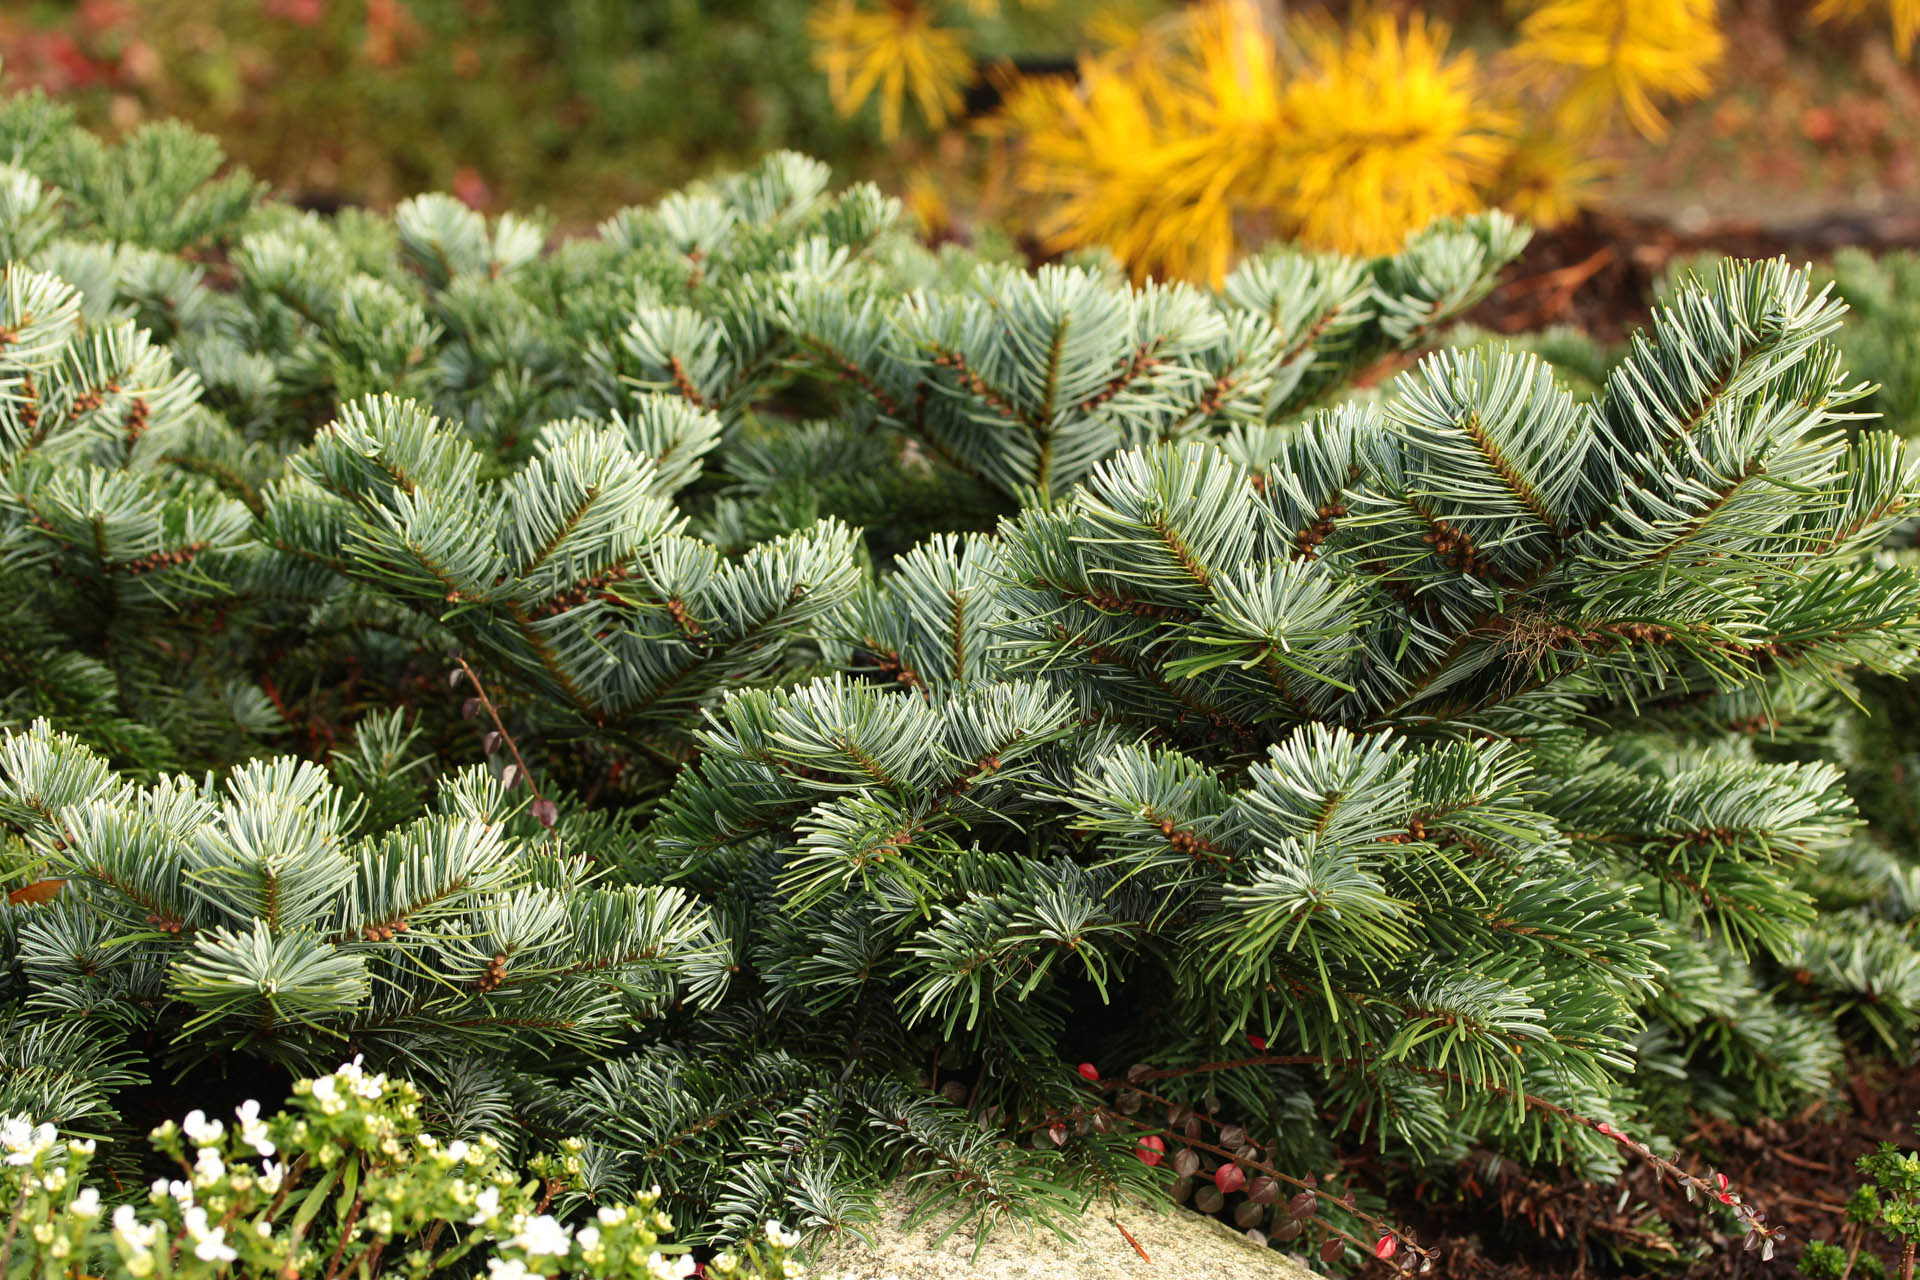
[0,1059,805,1280]
[3,60,1920,1275]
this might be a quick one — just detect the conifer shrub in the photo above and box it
[1,68,1918,1271]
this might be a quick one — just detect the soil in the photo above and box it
[1460,206,1920,349]
[1385,1055,1920,1280]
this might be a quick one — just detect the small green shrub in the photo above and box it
[0,1059,801,1280]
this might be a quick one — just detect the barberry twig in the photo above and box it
[1134,1054,1784,1261]
[452,654,558,828]
[1076,1067,1436,1274]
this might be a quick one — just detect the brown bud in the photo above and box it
[1173,1147,1201,1179]
[1320,1238,1345,1264]
[1195,1185,1225,1215]
[1247,1176,1278,1205]
[1235,1201,1267,1230]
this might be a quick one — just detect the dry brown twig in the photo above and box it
[451,653,558,829]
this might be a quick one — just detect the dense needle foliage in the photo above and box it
[2,67,1919,1275]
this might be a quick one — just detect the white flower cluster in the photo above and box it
[307,1055,393,1114]
[1,1114,58,1166]
[0,1115,89,1201]
[479,1202,699,1280]
[111,1203,165,1277]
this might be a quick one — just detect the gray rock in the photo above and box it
[811,1185,1320,1280]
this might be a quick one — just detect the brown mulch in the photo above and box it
[1461,207,1920,347]
[1383,1057,1919,1279]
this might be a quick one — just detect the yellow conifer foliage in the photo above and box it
[996,1,1285,283]
[1813,0,1920,57]
[1506,0,1724,140]
[998,3,1502,276]
[1495,128,1613,228]
[814,0,1738,282]
[1275,12,1508,254]
[808,1,977,138]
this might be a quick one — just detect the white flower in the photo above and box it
[194,1230,238,1263]
[256,1220,274,1238]
[332,1056,388,1101]
[258,1160,286,1194]
[182,1206,239,1261]
[0,1116,56,1166]
[310,1076,345,1114]
[193,1146,226,1187]
[596,1205,627,1227]
[486,1260,541,1280]
[467,1185,501,1225]
[508,1214,571,1257]
[574,1226,601,1253]
[235,1100,276,1156]
[70,1187,102,1220]
[112,1203,162,1278]
[644,1252,697,1280]
[446,1139,471,1163]
[181,1110,224,1146]
[112,1204,161,1249]
[765,1220,803,1249]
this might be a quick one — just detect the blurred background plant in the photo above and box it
[3,0,1917,283]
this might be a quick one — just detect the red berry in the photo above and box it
[1246,1034,1268,1051]
[1076,1062,1100,1083]
[1214,1163,1246,1194]
[1136,1135,1165,1166]
[1376,1235,1398,1260]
